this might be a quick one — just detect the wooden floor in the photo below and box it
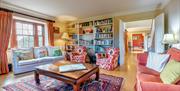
[0,53,137,91]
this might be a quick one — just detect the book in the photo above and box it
[59,64,86,73]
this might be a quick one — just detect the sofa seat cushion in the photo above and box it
[138,73,162,83]
[137,65,160,76]
[18,59,37,66]
[37,56,64,63]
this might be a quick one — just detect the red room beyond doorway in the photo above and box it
[132,34,144,51]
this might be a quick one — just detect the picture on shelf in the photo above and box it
[53,27,60,33]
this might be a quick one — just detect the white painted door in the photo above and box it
[154,13,165,53]
[119,20,125,65]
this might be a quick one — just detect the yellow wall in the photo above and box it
[164,0,180,41]
[53,21,67,46]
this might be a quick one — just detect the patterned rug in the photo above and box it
[3,74,124,91]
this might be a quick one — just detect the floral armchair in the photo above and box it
[96,48,119,70]
[69,46,87,63]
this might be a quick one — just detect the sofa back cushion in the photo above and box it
[74,46,86,55]
[12,48,34,61]
[167,48,180,62]
[34,47,48,58]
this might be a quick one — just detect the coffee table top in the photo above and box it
[36,60,98,80]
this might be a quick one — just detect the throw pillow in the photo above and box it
[146,52,170,72]
[47,46,63,57]
[34,47,48,58]
[53,49,62,56]
[15,50,34,60]
[160,60,180,84]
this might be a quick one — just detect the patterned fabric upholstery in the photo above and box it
[69,46,87,63]
[96,48,119,70]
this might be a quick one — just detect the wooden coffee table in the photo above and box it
[34,60,99,91]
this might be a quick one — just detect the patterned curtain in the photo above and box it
[0,11,13,74]
[48,22,54,46]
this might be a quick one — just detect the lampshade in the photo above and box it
[162,34,177,44]
[61,32,70,41]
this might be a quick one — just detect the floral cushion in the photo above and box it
[47,46,63,57]
[14,48,34,61]
[106,48,119,56]
[34,47,48,58]
[74,46,86,55]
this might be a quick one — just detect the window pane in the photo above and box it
[17,36,23,48]
[38,36,43,47]
[16,22,22,29]
[23,36,29,48]
[38,26,42,31]
[23,29,28,35]
[16,29,22,35]
[28,25,33,30]
[29,36,34,47]
[23,24,28,30]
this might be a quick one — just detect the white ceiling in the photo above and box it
[126,19,152,32]
[1,0,170,20]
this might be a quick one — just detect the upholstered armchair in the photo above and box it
[96,48,120,70]
[69,46,87,63]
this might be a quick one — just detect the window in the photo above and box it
[15,20,45,48]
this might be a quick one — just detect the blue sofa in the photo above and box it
[11,46,64,74]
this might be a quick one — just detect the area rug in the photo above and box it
[3,74,124,91]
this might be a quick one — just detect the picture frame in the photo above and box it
[53,27,60,33]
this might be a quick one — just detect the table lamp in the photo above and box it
[61,32,70,51]
[162,33,178,48]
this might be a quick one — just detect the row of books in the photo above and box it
[95,26,112,33]
[94,18,113,26]
[79,40,93,46]
[95,34,113,39]
[94,40,113,45]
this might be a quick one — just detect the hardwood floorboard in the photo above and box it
[0,53,137,91]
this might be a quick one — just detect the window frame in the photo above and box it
[15,19,45,48]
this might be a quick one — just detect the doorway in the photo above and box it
[124,19,153,53]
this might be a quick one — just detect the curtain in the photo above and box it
[0,11,13,74]
[10,20,17,48]
[48,22,54,46]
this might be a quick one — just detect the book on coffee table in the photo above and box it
[59,64,86,73]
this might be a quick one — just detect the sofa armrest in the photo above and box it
[11,51,19,68]
[137,52,148,66]
[140,81,180,91]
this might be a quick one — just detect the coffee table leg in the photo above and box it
[95,68,99,81]
[34,70,40,84]
[73,84,80,91]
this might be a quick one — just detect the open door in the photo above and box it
[119,20,125,65]
[154,13,165,53]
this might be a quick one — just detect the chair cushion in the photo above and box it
[146,52,170,72]
[160,60,180,84]
[18,59,37,66]
[138,73,162,83]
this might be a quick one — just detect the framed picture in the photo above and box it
[53,27,60,33]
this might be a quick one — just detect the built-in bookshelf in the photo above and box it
[94,18,114,53]
[68,18,114,53]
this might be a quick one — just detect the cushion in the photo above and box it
[18,59,37,66]
[14,48,34,61]
[160,60,180,84]
[172,43,180,50]
[47,46,63,57]
[167,48,180,62]
[34,47,48,58]
[53,49,62,56]
[146,52,170,72]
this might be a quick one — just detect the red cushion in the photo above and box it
[167,48,180,61]
[137,53,148,66]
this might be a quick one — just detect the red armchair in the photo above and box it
[69,46,87,63]
[136,48,180,91]
[96,48,119,70]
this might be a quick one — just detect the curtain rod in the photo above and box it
[0,7,55,23]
